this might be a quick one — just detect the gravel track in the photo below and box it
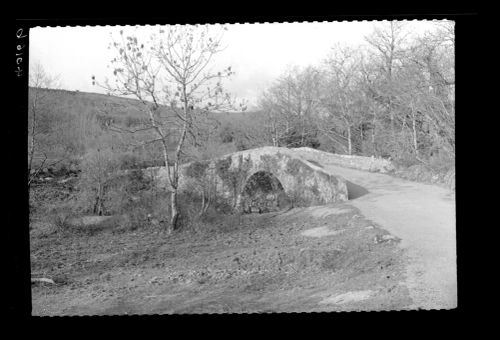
[298,150,457,310]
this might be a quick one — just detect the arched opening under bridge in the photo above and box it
[240,171,291,214]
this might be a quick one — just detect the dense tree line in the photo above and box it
[258,21,455,169]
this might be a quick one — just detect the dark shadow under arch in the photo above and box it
[240,171,290,213]
[346,180,369,200]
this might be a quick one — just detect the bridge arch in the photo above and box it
[237,170,290,213]
[229,149,346,210]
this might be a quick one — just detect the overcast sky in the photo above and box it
[30,21,443,109]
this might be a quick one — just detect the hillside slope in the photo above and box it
[29,87,265,126]
[28,88,268,168]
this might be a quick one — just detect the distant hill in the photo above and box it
[29,87,266,127]
[28,87,270,169]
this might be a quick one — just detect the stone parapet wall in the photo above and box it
[294,148,396,174]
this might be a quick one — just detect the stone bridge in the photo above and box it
[145,147,348,212]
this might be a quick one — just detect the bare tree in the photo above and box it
[365,21,409,144]
[259,90,288,147]
[184,159,218,217]
[94,25,240,233]
[395,21,455,162]
[28,62,61,189]
[259,66,322,148]
[320,45,367,155]
[78,148,120,216]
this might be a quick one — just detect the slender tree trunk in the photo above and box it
[412,112,419,157]
[169,189,179,233]
[168,87,190,232]
[94,189,100,215]
[372,110,377,156]
[170,126,187,231]
[272,121,278,146]
[169,182,179,231]
[390,110,395,140]
[300,116,306,146]
[28,92,40,189]
[371,128,376,155]
[343,114,352,156]
[96,178,104,216]
[201,191,206,215]
[202,187,211,214]
[199,188,209,217]
[347,125,352,155]
[29,112,36,179]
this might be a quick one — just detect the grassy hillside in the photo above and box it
[28,87,269,171]
[31,87,266,123]
[30,87,157,127]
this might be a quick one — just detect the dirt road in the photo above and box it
[300,151,457,309]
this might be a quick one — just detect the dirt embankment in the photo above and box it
[31,202,411,315]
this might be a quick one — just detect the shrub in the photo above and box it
[279,128,320,149]
[75,148,120,215]
[114,185,171,232]
[105,169,165,227]
[176,191,201,229]
[185,160,210,179]
[219,125,235,143]
[47,202,75,233]
[124,115,143,128]
[118,152,142,170]
[235,138,249,151]
[428,151,454,172]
